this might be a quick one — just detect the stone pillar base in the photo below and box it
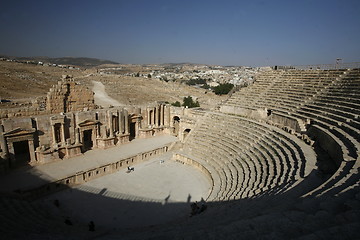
[63,144,82,158]
[96,137,116,149]
[116,134,130,145]
[35,148,59,164]
[153,126,165,136]
[138,129,154,139]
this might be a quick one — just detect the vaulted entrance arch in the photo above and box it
[173,116,180,137]
[183,128,191,141]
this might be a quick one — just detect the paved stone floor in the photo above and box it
[0,134,212,234]
[39,153,211,230]
[0,135,178,192]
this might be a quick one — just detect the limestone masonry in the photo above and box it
[0,75,177,171]
[0,65,359,239]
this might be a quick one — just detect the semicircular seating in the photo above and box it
[220,68,360,198]
[179,112,317,201]
[160,68,360,239]
[1,68,359,239]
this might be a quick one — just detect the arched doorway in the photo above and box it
[183,129,191,142]
[173,116,180,137]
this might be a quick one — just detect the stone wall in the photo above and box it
[0,103,172,173]
[46,75,95,114]
[0,75,94,119]
[0,72,173,173]
[12,145,171,200]
[0,97,47,118]
[168,107,201,142]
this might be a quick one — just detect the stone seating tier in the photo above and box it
[181,112,313,200]
[0,198,84,238]
[220,68,360,201]
[189,131,265,199]
[274,109,359,161]
[1,69,359,239]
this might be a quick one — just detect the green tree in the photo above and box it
[171,101,181,107]
[201,83,211,89]
[182,96,200,108]
[186,78,207,86]
[212,83,234,95]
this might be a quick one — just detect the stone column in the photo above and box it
[135,118,140,137]
[61,123,66,145]
[164,105,170,126]
[152,108,155,126]
[75,128,80,144]
[0,125,8,158]
[147,108,151,126]
[70,113,75,141]
[28,139,37,163]
[160,104,164,126]
[92,126,97,148]
[124,109,129,134]
[155,106,159,127]
[137,115,142,129]
[108,111,114,138]
[51,125,57,145]
[119,110,124,134]
[7,142,15,166]
[117,111,121,134]
[109,125,114,137]
[95,124,100,138]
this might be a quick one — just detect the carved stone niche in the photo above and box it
[50,115,66,148]
[3,128,37,166]
[78,119,102,151]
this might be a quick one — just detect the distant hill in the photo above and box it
[0,55,119,67]
[50,57,119,67]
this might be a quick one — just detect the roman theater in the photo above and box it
[0,62,359,239]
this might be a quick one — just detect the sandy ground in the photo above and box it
[92,80,124,107]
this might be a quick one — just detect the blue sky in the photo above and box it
[0,0,359,66]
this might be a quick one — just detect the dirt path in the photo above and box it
[92,80,123,107]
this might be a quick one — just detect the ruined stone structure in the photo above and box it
[0,75,94,119]
[46,75,95,114]
[0,77,172,172]
[0,103,172,171]
[0,68,359,239]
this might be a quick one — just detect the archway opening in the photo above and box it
[267,109,272,117]
[83,129,93,151]
[112,115,119,133]
[129,122,136,140]
[173,116,180,137]
[183,129,191,141]
[54,123,62,143]
[13,140,30,167]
